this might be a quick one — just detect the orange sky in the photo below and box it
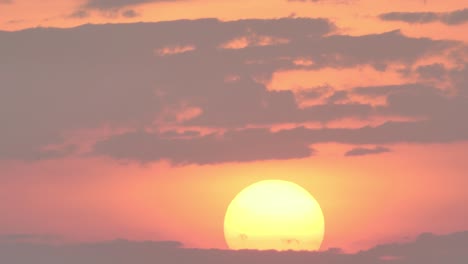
[1,142,467,252]
[0,0,467,253]
[1,0,467,43]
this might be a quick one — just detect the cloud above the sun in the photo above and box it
[82,0,185,10]
[379,8,468,25]
[0,16,467,164]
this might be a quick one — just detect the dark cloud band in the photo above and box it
[0,231,467,264]
[379,8,468,25]
[83,0,184,10]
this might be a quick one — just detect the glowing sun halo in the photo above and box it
[224,180,325,251]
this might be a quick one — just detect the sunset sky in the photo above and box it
[1,0,467,256]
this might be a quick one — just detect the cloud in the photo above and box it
[379,8,468,25]
[68,10,90,19]
[0,231,467,264]
[0,233,62,243]
[68,8,140,19]
[83,0,184,10]
[0,18,465,163]
[93,79,468,164]
[93,110,468,164]
[121,9,140,18]
[0,18,332,160]
[0,0,13,4]
[287,0,356,4]
[344,146,391,157]
[380,12,439,24]
[0,239,184,264]
[416,63,447,80]
[93,129,315,165]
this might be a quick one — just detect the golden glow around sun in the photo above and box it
[224,180,325,251]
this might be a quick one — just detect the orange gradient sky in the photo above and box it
[0,0,467,253]
[1,142,467,251]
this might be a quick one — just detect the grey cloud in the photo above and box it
[443,8,468,25]
[327,118,468,144]
[83,0,183,10]
[333,81,468,145]
[317,30,453,65]
[0,234,62,243]
[295,85,333,100]
[359,82,467,121]
[326,90,348,104]
[93,114,468,164]
[184,78,372,127]
[0,18,333,160]
[352,83,433,97]
[416,63,447,80]
[0,240,184,264]
[121,9,139,18]
[69,10,90,19]
[362,231,468,263]
[179,29,453,127]
[344,146,391,157]
[96,76,468,165]
[380,12,439,24]
[0,231,467,264]
[0,19,463,162]
[160,130,201,138]
[93,129,315,165]
[379,8,468,25]
[287,0,355,4]
[5,19,24,24]
[449,60,468,97]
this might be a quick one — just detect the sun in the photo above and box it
[224,180,325,251]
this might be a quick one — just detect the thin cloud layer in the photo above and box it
[344,146,390,157]
[379,8,468,25]
[0,234,61,244]
[83,0,183,10]
[0,231,467,264]
[93,112,468,164]
[287,0,355,4]
[93,129,315,165]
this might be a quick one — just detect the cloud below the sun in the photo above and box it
[0,231,467,264]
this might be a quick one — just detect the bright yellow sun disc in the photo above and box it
[224,180,325,251]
